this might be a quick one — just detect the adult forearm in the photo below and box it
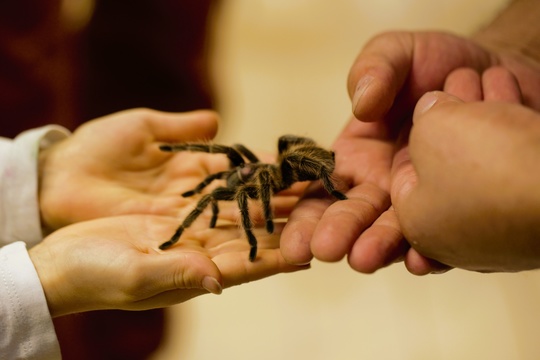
[473,0,540,62]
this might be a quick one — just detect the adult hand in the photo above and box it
[348,31,540,122]
[282,30,539,273]
[392,91,540,273]
[30,214,306,317]
[392,66,523,275]
[280,116,397,271]
[281,32,503,271]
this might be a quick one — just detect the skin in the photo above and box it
[395,91,540,273]
[30,214,305,318]
[280,29,540,274]
[39,108,225,231]
[30,108,307,316]
[39,108,299,230]
[39,109,230,230]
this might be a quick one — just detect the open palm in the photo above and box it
[39,109,233,230]
[40,108,300,232]
[281,116,400,272]
[30,214,306,317]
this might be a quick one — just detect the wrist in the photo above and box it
[38,147,55,235]
[37,128,70,233]
[472,0,540,64]
[28,243,65,317]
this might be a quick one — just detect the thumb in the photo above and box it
[143,251,223,296]
[145,109,220,143]
[392,91,463,214]
[348,32,414,121]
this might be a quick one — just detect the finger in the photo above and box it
[141,109,220,142]
[310,182,390,262]
[390,143,417,206]
[394,91,462,202]
[128,249,309,310]
[347,206,409,273]
[348,32,414,121]
[482,66,522,103]
[412,91,463,123]
[443,68,482,101]
[280,192,331,265]
[142,250,224,295]
[213,249,310,289]
[404,248,452,276]
[248,195,300,223]
[409,91,465,176]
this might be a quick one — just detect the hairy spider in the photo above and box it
[158,135,347,261]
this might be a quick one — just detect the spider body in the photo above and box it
[159,135,347,261]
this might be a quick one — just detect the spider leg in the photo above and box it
[319,171,348,200]
[277,135,315,153]
[159,194,213,250]
[182,170,232,197]
[236,186,260,261]
[233,144,260,163]
[160,186,237,250]
[208,186,236,228]
[256,169,275,234]
[283,153,348,201]
[209,197,219,228]
[160,143,246,167]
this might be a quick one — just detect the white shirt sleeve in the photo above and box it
[0,242,61,360]
[0,126,69,247]
[0,126,70,359]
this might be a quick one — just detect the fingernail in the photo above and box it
[202,276,223,295]
[352,75,374,115]
[430,268,451,275]
[292,259,312,266]
[281,230,313,266]
[415,91,440,116]
[415,91,463,119]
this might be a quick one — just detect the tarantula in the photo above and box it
[158,135,348,261]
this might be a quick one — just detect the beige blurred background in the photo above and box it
[150,1,540,359]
